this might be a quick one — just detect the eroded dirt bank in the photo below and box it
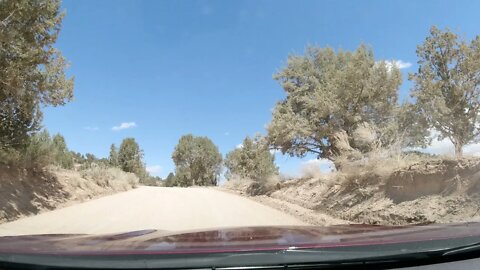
[0,166,138,224]
[226,158,480,225]
[273,158,480,225]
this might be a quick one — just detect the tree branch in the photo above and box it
[1,9,17,28]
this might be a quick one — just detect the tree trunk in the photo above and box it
[453,141,463,158]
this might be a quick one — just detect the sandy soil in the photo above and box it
[219,187,347,226]
[0,187,306,236]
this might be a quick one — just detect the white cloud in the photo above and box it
[112,122,136,131]
[392,60,412,69]
[304,159,335,169]
[224,132,230,136]
[412,129,480,156]
[377,59,412,71]
[419,138,480,156]
[84,126,99,131]
[146,165,162,176]
[411,130,454,155]
[270,149,280,155]
[464,144,480,156]
[300,158,335,176]
[236,143,243,149]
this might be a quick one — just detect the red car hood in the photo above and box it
[0,222,480,256]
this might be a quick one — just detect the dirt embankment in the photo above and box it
[227,158,480,225]
[275,158,480,225]
[0,165,139,224]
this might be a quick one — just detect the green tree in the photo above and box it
[395,103,431,149]
[83,153,97,168]
[0,0,74,150]
[52,134,73,169]
[22,130,54,169]
[0,96,41,150]
[172,134,222,186]
[108,144,119,167]
[410,26,480,157]
[164,172,176,187]
[118,138,145,176]
[70,151,85,164]
[267,45,403,165]
[225,135,278,181]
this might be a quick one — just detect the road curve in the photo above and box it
[0,187,306,236]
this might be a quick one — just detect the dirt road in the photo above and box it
[0,187,306,236]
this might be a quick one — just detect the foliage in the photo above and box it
[223,174,281,196]
[268,45,403,165]
[0,146,21,166]
[78,153,97,169]
[164,172,176,187]
[80,166,139,189]
[117,138,147,178]
[225,135,278,181]
[410,26,480,157]
[141,176,162,186]
[0,0,74,150]
[108,144,119,167]
[70,151,85,164]
[0,96,42,150]
[395,103,431,148]
[21,130,55,169]
[52,134,73,169]
[172,134,222,186]
[0,129,79,170]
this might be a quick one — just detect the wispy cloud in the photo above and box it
[303,159,335,171]
[424,139,480,156]
[465,143,480,156]
[146,165,162,176]
[112,122,136,131]
[377,59,412,70]
[236,143,243,149]
[84,126,99,131]
[412,129,480,156]
[300,158,335,177]
[224,132,230,136]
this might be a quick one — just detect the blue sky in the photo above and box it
[43,0,480,178]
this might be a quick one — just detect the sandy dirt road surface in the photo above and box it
[0,187,306,236]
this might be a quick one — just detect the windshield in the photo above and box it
[1,0,480,268]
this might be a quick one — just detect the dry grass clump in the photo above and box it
[265,125,480,225]
[331,125,437,187]
[300,161,327,179]
[80,166,139,190]
[223,174,281,196]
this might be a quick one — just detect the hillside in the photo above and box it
[0,165,139,224]
[225,157,480,225]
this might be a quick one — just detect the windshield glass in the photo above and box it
[1,0,480,267]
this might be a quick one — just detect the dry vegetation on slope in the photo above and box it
[0,165,139,224]
[229,156,480,226]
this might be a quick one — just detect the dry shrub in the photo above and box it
[330,124,436,188]
[352,122,377,147]
[223,174,280,196]
[339,144,431,179]
[300,162,324,179]
[80,166,139,190]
